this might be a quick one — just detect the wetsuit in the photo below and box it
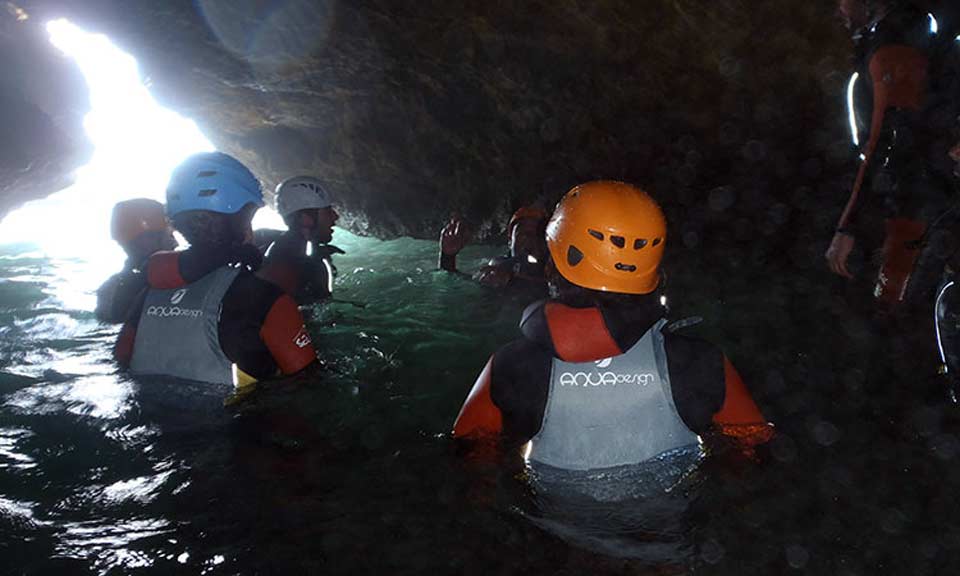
[95,259,148,324]
[453,298,772,458]
[842,2,960,304]
[484,255,545,282]
[114,244,316,382]
[258,231,341,305]
[441,251,547,294]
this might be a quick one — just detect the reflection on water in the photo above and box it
[521,445,705,564]
[4,228,945,574]
[0,233,561,574]
[56,517,173,571]
[0,428,36,470]
[0,496,48,527]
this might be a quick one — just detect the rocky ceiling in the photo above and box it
[0,2,91,222]
[5,0,852,239]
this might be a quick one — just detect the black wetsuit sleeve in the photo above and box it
[439,252,457,272]
[663,333,726,434]
[218,273,287,379]
[95,271,147,324]
[488,339,553,446]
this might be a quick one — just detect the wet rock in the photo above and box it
[785,544,810,569]
[699,538,724,564]
[0,5,91,221]
[13,0,848,238]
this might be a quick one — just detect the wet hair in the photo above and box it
[171,205,254,247]
[545,257,660,309]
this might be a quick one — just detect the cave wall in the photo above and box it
[17,0,854,239]
[0,3,92,221]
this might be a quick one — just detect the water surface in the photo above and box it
[2,230,960,575]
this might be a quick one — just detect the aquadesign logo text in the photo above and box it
[558,371,656,387]
[146,306,203,319]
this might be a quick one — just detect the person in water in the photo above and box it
[453,181,773,467]
[114,152,317,387]
[95,198,177,324]
[257,176,343,306]
[826,0,960,308]
[439,206,549,289]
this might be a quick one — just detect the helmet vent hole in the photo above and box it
[567,245,584,267]
[610,235,625,248]
[197,170,217,178]
[199,189,218,197]
[615,263,637,272]
[634,239,647,250]
[652,238,662,246]
[588,229,604,241]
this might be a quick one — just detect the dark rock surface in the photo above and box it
[0,3,91,221]
[17,0,853,239]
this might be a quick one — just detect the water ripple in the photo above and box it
[55,517,173,573]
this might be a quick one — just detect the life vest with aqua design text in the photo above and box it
[528,319,700,471]
[130,265,240,384]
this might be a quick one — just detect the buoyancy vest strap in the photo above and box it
[712,357,774,445]
[453,356,503,438]
[259,293,316,375]
[544,303,621,362]
[839,45,930,229]
[114,321,137,367]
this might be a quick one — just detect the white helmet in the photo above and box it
[275,176,332,217]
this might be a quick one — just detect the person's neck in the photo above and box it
[555,292,665,351]
[284,228,314,245]
[124,249,153,270]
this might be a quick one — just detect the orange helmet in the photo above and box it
[546,181,666,295]
[508,206,548,234]
[110,198,168,246]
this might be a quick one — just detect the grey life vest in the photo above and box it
[130,266,240,384]
[528,319,700,471]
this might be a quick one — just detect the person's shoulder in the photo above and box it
[663,329,722,358]
[96,270,127,293]
[490,337,553,386]
[253,228,284,252]
[230,270,285,299]
[264,233,306,262]
[224,270,286,321]
[95,271,136,323]
[662,326,725,385]
[488,337,552,411]
[874,5,935,49]
[495,337,546,361]
[662,326,728,431]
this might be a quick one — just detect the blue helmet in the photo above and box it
[166,152,265,217]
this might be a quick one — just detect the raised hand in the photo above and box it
[440,216,471,256]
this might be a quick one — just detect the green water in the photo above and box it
[6,229,960,575]
[0,231,615,575]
